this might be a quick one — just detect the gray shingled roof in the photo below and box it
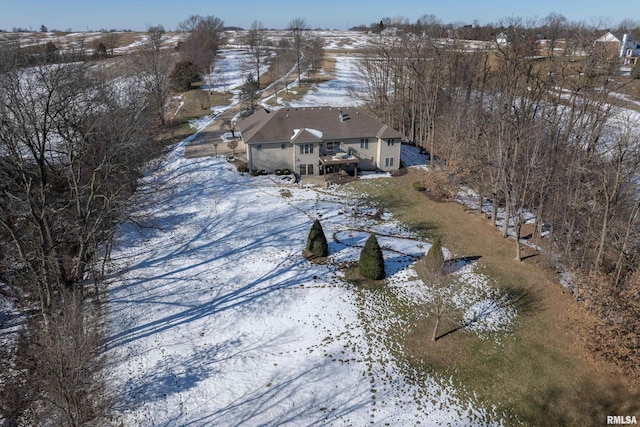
[239,106,404,144]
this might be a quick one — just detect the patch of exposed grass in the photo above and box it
[173,89,233,123]
[279,188,293,198]
[343,169,640,426]
[161,89,233,144]
[264,54,337,106]
[271,80,320,104]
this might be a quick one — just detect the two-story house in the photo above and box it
[238,107,404,176]
[620,33,640,65]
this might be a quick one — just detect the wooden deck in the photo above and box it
[319,153,360,166]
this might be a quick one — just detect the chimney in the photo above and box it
[339,110,344,122]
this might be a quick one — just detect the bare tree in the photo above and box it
[0,39,154,426]
[130,25,173,127]
[591,114,640,270]
[101,31,121,57]
[0,48,153,315]
[273,37,295,94]
[223,117,237,138]
[178,15,225,78]
[288,17,309,86]
[304,34,325,75]
[246,20,268,87]
[12,293,113,427]
[227,139,238,157]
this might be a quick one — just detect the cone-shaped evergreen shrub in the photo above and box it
[359,233,385,280]
[424,237,445,275]
[305,219,329,257]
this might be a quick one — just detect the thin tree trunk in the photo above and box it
[514,220,522,261]
[502,202,511,237]
[491,192,498,228]
[614,200,640,284]
[595,194,610,270]
[431,315,440,342]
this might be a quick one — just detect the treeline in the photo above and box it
[0,12,327,424]
[0,24,179,425]
[0,31,128,67]
[352,13,640,42]
[355,15,640,375]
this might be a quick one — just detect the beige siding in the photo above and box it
[340,138,376,171]
[249,142,293,172]
[357,138,377,170]
[376,137,401,171]
[294,143,319,176]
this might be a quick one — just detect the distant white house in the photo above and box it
[496,32,508,46]
[594,32,622,59]
[595,32,621,44]
[620,33,640,65]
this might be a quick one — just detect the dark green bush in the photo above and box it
[412,181,426,191]
[282,168,292,175]
[359,234,385,280]
[275,169,283,176]
[170,60,199,92]
[305,219,329,258]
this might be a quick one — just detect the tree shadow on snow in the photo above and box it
[181,359,373,426]
[445,255,482,274]
[436,285,540,340]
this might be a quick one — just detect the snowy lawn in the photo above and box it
[105,140,512,425]
[286,54,365,108]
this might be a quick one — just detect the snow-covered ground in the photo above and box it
[203,48,273,94]
[105,137,513,425]
[286,54,365,108]
[0,285,23,375]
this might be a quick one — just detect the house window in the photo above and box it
[385,157,394,167]
[257,144,263,151]
[299,144,314,154]
[281,144,286,150]
[386,139,395,146]
[326,141,340,153]
[360,138,369,149]
[307,164,314,175]
[299,164,306,175]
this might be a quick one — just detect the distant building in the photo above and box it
[620,33,640,65]
[496,32,508,46]
[594,32,621,59]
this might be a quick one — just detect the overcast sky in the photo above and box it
[1,0,635,32]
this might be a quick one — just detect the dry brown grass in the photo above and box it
[345,169,640,426]
[159,89,232,145]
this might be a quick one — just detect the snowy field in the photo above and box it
[103,31,521,425]
[4,28,638,426]
[286,54,365,108]
[105,137,514,425]
[203,48,273,94]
